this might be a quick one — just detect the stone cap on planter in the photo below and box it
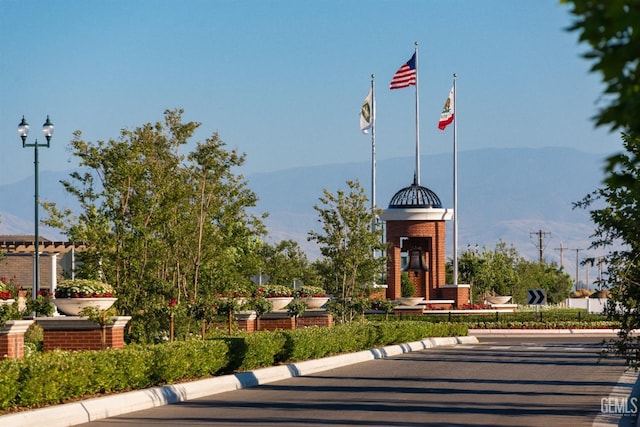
[36,316,132,331]
[0,319,34,334]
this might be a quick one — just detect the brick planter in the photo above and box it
[37,316,131,351]
[236,310,333,332]
[0,319,33,359]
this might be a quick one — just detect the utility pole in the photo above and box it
[530,229,551,263]
[597,257,604,290]
[554,241,566,269]
[570,248,583,289]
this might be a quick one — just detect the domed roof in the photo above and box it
[388,178,442,209]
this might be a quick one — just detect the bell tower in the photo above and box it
[380,178,453,302]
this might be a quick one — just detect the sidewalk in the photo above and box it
[0,336,478,427]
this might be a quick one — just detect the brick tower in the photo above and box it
[380,178,454,302]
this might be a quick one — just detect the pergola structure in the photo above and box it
[0,235,84,292]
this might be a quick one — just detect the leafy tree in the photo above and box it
[563,0,640,135]
[43,109,265,342]
[456,242,520,302]
[308,180,386,323]
[453,241,572,304]
[257,240,318,288]
[564,1,640,366]
[575,133,640,366]
[516,261,573,304]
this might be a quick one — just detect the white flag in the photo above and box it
[360,89,373,134]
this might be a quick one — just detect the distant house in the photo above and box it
[0,235,84,293]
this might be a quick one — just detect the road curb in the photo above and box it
[0,335,478,427]
[468,328,621,336]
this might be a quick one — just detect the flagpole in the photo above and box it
[414,42,420,186]
[452,73,459,286]
[370,74,376,230]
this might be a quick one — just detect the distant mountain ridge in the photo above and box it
[0,147,610,278]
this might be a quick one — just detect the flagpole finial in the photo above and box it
[453,73,457,78]
[371,73,375,79]
[414,41,418,47]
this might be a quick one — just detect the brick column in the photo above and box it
[439,284,471,308]
[236,311,257,333]
[37,316,131,351]
[0,320,33,359]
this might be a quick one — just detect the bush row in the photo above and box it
[368,308,606,324]
[0,321,467,412]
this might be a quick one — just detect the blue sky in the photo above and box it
[0,0,620,186]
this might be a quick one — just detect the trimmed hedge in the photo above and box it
[0,321,466,412]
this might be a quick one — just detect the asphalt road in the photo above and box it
[77,336,636,427]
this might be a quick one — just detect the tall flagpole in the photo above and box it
[453,73,459,286]
[370,74,376,230]
[414,42,420,186]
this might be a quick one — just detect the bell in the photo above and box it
[403,247,429,276]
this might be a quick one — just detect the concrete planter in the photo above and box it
[398,297,424,306]
[266,297,293,311]
[304,297,329,309]
[53,297,117,316]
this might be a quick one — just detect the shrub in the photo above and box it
[223,331,287,372]
[0,359,20,408]
[0,321,467,412]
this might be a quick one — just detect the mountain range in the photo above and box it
[0,147,612,282]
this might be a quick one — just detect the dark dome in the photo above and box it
[388,180,442,209]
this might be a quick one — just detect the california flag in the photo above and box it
[438,86,454,130]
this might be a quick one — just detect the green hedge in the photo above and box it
[0,321,466,412]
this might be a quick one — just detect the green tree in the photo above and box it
[258,240,318,288]
[564,1,640,367]
[44,109,265,342]
[575,133,640,366]
[308,180,386,323]
[516,260,573,304]
[563,0,640,135]
[456,242,520,302]
[453,241,572,304]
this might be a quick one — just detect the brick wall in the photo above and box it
[240,311,333,332]
[38,317,130,351]
[259,316,295,331]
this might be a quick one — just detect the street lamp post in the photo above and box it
[18,116,54,302]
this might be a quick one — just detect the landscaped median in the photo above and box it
[0,321,467,419]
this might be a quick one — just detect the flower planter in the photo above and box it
[266,297,293,311]
[305,296,329,309]
[53,297,117,316]
[398,297,424,306]
[484,295,512,305]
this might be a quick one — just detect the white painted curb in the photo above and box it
[468,328,621,335]
[0,335,478,427]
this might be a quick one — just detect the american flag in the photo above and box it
[389,53,417,90]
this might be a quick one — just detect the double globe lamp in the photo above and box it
[17,115,54,302]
